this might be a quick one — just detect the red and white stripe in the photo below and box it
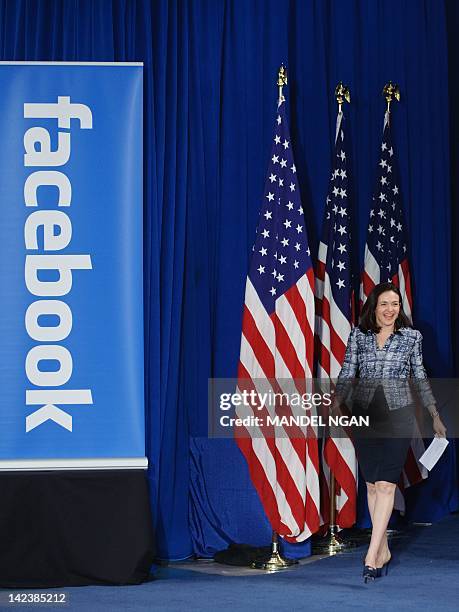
[360,244,380,307]
[237,271,320,542]
[316,241,358,529]
[360,247,413,324]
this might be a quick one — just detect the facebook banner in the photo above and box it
[0,62,146,470]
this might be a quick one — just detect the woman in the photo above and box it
[335,282,446,583]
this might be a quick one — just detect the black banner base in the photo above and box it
[0,470,155,588]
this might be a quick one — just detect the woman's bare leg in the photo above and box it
[366,482,376,521]
[366,482,390,567]
[365,481,395,568]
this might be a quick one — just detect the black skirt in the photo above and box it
[352,386,415,484]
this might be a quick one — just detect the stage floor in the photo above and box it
[1,514,458,612]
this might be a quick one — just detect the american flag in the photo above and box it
[360,112,413,316]
[360,111,427,506]
[236,97,320,542]
[315,111,358,529]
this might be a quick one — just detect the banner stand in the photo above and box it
[0,471,154,587]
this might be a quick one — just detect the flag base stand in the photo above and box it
[251,549,298,571]
[251,532,298,572]
[313,527,406,556]
[313,474,359,555]
[312,525,359,555]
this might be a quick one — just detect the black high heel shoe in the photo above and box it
[363,565,378,583]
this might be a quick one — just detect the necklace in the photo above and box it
[376,330,393,350]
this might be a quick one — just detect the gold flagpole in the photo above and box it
[314,83,358,555]
[335,81,351,115]
[382,81,401,124]
[329,82,352,552]
[382,80,405,547]
[278,64,287,106]
[252,65,297,571]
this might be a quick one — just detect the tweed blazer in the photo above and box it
[335,326,436,411]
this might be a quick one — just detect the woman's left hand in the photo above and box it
[433,415,447,438]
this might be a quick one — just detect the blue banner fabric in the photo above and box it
[0,63,145,469]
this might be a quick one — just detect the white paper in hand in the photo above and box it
[419,437,449,471]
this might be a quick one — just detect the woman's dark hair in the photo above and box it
[359,282,411,333]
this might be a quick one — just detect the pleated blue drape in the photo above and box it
[0,0,457,560]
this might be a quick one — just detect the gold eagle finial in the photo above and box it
[335,82,351,112]
[383,82,401,113]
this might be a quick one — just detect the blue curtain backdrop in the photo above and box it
[0,0,458,561]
